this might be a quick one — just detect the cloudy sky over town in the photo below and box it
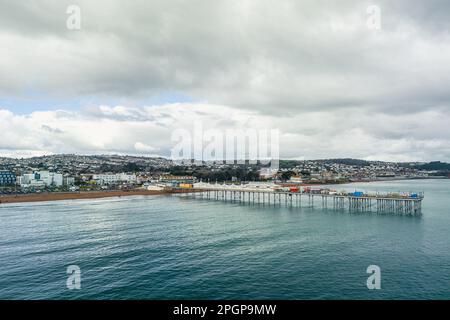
[1,0,450,161]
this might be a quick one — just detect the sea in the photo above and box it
[0,179,449,299]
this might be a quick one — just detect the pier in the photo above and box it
[176,186,424,215]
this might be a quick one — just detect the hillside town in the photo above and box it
[0,155,448,195]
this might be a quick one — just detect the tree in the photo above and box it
[123,162,142,172]
[281,171,295,181]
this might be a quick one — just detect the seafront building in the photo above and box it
[92,173,137,185]
[0,170,16,186]
[287,175,303,184]
[63,176,75,186]
[159,175,195,185]
[18,171,63,188]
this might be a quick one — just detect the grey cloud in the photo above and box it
[41,124,63,133]
[1,1,450,161]
[2,0,450,114]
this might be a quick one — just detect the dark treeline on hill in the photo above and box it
[279,160,301,169]
[281,158,450,170]
[123,162,142,172]
[170,165,261,182]
[279,158,372,168]
[406,161,450,171]
[319,158,371,166]
[95,162,146,173]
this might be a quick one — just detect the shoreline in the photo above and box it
[0,190,178,204]
[1,178,446,205]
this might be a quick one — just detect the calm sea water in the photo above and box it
[0,179,449,299]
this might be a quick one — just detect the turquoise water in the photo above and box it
[0,180,449,299]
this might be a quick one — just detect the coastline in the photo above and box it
[0,190,175,204]
[1,178,446,205]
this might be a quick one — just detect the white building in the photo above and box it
[288,175,303,184]
[117,173,137,183]
[259,168,278,180]
[92,174,118,185]
[92,173,137,185]
[144,183,165,191]
[19,171,63,187]
[63,176,75,186]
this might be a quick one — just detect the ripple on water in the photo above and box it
[0,180,449,299]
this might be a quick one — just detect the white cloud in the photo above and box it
[1,103,450,161]
[134,142,157,153]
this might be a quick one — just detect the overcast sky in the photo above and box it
[1,0,450,161]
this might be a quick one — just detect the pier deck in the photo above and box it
[176,187,423,215]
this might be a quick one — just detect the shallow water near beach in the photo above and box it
[0,179,449,299]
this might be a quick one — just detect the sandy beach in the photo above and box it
[0,190,177,204]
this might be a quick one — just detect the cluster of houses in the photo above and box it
[277,160,432,182]
[0,169,197,189]
[0,154,172,176]
[0,156,441,192]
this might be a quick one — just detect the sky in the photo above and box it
[1,0,450,161]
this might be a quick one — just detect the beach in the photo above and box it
[0,190,173,204]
